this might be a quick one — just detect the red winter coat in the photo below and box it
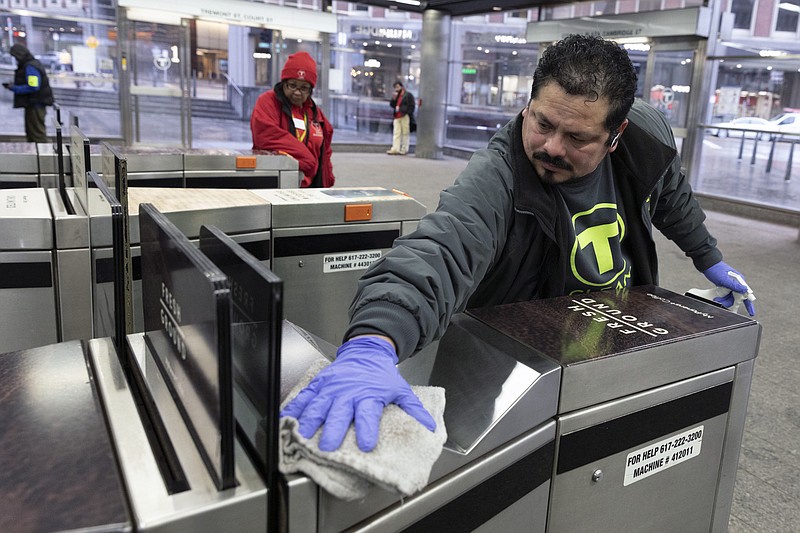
[250,86,335,188]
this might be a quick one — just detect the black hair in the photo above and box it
[531,34,637,132]
[394,81,404,88]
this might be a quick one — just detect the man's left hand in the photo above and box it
[703,261,756,316]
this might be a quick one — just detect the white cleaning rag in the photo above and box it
[279,358,448,501]
[687,283,756,315]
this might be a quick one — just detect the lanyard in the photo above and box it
[293,109,308,143]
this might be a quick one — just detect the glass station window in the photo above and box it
[730,0,755,30]
[776,0,800,33]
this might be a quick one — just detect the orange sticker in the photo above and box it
[345,204,372,222]
[236,156,257,169]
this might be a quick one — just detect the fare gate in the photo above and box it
[0,188,59,351]
[252,187,427,346]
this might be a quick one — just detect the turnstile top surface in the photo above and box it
[399,313,561,456]
[116,147,184,173]
[0,340,131,532]
[0,187,53,249]
[469,286,754,365]
[46,188,90,249]
[128,187,269,214]
[303,314,561,533]
[183,149,298,172]
[0,141,38,154]
[125,187,271,243]
[0,141,39,173]
[0,187,51,219]
[279,315,559,457]
[36,142,69,174]
[469,286,761,413]
[253,187,427,228]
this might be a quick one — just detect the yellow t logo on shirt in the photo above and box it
[27,75,40,88]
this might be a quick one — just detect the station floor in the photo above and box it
[331,150,800,533]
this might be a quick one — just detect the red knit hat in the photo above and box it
[281,51,317,88]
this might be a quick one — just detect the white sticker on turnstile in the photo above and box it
[623,426,703,486]
[323,249,382,273]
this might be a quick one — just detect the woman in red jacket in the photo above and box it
[251,51,335,187]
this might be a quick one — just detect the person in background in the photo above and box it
[387,81,415,155]
[2,44,54,142]
[280,34,758,454]
[250,51,335,187]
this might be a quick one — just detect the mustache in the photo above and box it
[533,151,572,171]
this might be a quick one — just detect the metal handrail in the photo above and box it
[221,72,244,97]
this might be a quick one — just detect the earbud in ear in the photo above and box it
[607,131,621,148]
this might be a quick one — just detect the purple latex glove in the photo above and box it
[703,261,756,316]
[280,336,436,452]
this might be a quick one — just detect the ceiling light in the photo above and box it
[614,37,650,45]
[759,49,787,57]
[624,43,651,52]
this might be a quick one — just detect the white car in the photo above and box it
[767,112,800,140]
[708,117,770,139]
[35,50,70,71]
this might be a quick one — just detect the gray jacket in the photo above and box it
[346,99,721,359]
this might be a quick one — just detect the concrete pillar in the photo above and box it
[228,25,254,87]
[415,10,450,160]
[319,34,331,117]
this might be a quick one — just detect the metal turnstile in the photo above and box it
[281,313,562,533]
[116,146,185,187]
[47,187,94,342]
[0,322,324,532]
[0,142,40,188]
[91,187,271,336]
[89,335,268,532]
[184,149,301,189]
[0,188,59,351]
[469,286,761,532]
[45,124,106,343]
[67,142,103,185]
[0,340,131,532]
[36,142,71,189]
[88,185,427,343]
[252,187,427,346]
[114,147,300,189]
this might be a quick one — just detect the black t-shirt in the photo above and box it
[555,156,633,295]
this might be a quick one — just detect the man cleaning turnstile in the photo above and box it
[281,33,757,453]
[279,33,760,532]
